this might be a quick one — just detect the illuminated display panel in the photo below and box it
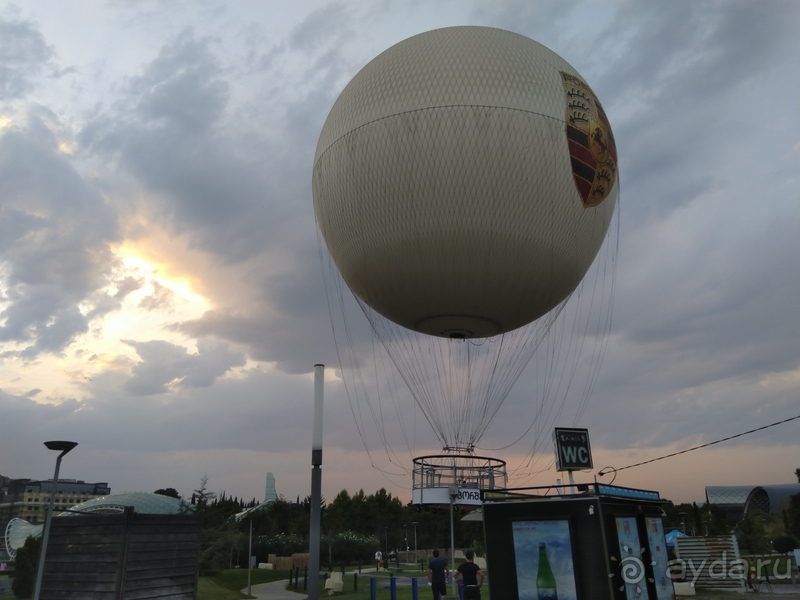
[512,519,578,600]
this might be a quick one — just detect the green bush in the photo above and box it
[12,536,40,599]
[322,531,379,563]
[773,534,799,554]
[252,533,308,562]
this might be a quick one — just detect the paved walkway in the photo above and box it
[238,570,415,599]
[241,579,307,600]
[238,578,800,600]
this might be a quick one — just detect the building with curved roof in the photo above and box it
[4,492,193,558]
[705,483,800,524]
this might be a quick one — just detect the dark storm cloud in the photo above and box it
[587,1,799,226]
[74,22,363,374]
[121,339,247,396]
[79,29,307,265]
[476,2,799,228]
[0,365,347,459]
[128,29,230,133]
[0,10,55,99]
[0,106,120,358]
[173,302,335,377]
[288,3,354,53]
[0,2,796,501]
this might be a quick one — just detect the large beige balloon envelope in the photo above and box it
[313,26,618,339]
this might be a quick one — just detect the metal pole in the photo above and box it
[450,490,456,595]
[33,452,64,600]
[593,477,616,600]
[309,364,324,600]
[248,519,253,595]
[412,522,418,562]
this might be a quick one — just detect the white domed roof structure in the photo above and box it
[4,492,193,558]
[314,26,618,338]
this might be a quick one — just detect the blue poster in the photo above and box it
[644,517,674,600]
[513,520,577,600]
[615,517,650,599]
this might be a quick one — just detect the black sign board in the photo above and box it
[553,427,593,471]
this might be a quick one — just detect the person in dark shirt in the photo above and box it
[454,550,484,600]
[427,549,449,600]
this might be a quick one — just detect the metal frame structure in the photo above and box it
[412,452,507,507]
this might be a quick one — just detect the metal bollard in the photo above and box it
[370,577,377,600]
[390,575,397,600]
[412,577,418,600]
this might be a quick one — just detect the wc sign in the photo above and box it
[553,427,593,471]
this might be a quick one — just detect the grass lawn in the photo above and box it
[198,576,249,600]
[198,568,293,600]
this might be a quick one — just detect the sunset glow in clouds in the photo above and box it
[1,1,798,506]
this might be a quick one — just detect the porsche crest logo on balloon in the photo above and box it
[562,71,618,207]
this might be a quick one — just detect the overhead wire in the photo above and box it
[598,414,800,476]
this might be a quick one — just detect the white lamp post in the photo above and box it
[412,521,418,562]
[34,440,78,600]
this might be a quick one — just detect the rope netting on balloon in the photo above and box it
[499,206,619,487]
[317,199,619,489]
[354,297,565,451]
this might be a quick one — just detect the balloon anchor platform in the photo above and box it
[411,451,507,508]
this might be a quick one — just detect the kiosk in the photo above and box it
[482,483,674,600]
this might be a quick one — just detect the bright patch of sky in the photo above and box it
[1,0,797,505]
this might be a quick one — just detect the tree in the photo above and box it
[702,504,731,536]
[12,536,41,599]
[783,467,800,541]
[193,475,216,512]
[737,510,772,554]
[190,475,246,575]
[772,534,799,554]
[154,487,181,499]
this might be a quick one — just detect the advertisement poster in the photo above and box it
[644,517,674,600]
[512,520,577,600]
[615,517,650,599]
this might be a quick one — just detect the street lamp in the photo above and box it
[34,441,78,600]
[411,521,419,562]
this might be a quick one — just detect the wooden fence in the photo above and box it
[40,508,201,600]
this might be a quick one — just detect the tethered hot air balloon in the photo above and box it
[313,26,618,503]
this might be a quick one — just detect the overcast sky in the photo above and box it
[1,1,798,508]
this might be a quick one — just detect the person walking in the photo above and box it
[427,549,449,600]
[375,549,383,571]
[454,550,484,600]
[747,558,758,592]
